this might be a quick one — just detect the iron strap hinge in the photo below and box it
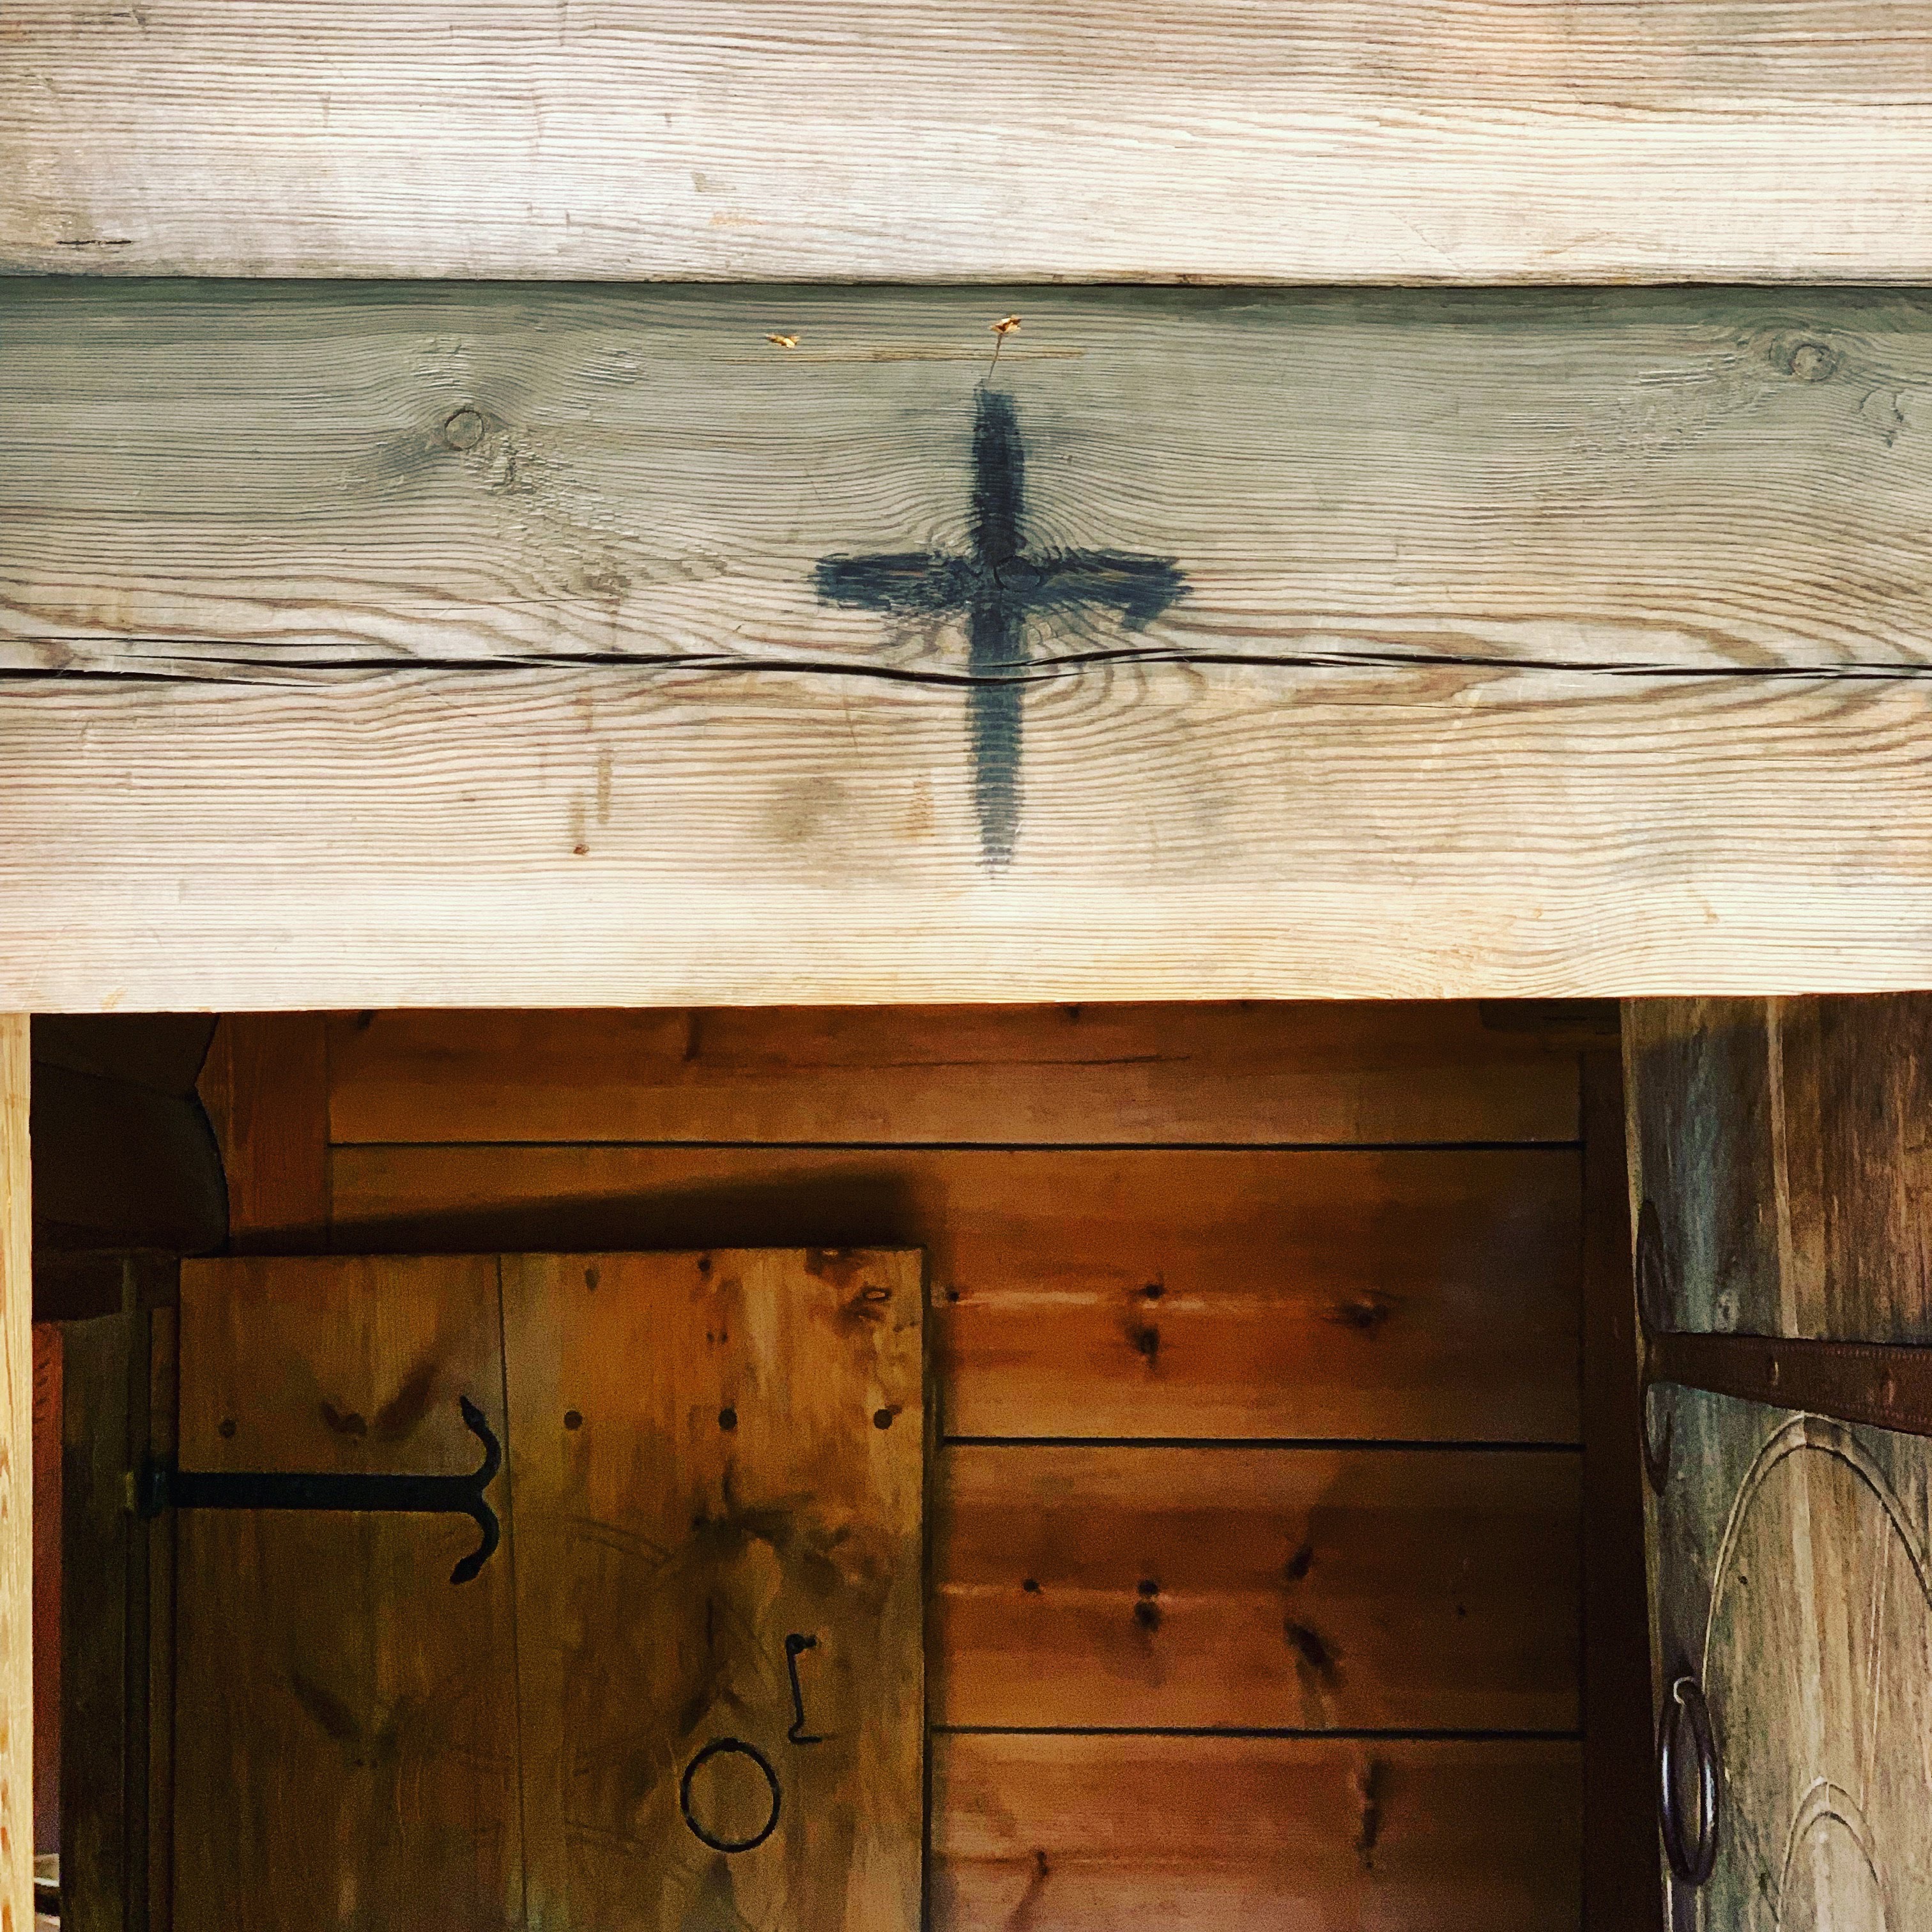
[1645,1330,1932,1441]
[137,1395,503,1584]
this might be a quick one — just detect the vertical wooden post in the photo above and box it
[197,1015,330,1251]
[0,1017,33,1932]
[1580,1046,1661,1931]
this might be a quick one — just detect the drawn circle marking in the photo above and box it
[679,1738,781,1853]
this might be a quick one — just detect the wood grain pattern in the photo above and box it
[12,662,1932,1008]
[932,1733,1583,1931]
[4,2,1931,282]
[0,1020,32,1932]
[1627,993,1932,1341]
[327,1004,1581,1148]
[933,1446,1579,1732]
[501,1250,924,1932]
[1627,994,1932,1926]
[172,1257,523,1932]
[332,1143,1583,1443]
[1645,1393,1932,1928]
[197,1016,328,1252]
[1772,994,1932,1344]
[10,283,1932,682]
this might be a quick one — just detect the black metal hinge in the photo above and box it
[137,1394,502,1584]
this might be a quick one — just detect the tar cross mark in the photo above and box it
[814,387,1186,868]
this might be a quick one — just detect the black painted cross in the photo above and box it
[815,388,1186,866]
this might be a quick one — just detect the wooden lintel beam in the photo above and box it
[6,282,1932,1004]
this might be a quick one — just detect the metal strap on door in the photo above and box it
[138,1395,504,1584]
[1634,1196,1932,1890]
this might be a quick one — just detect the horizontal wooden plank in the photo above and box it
[9,283,1932,682]
[933,1733,1581,1931]
[327,1006,1580,1147]
[933,1446,1579,1731]
[330,1144,1583,1442]
[3,2,1930,282]
[8,660,1932,1006]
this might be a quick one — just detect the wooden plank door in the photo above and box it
[169,1248,924,1932]
[501,1250,925,1932]
[171,1256,525,1932]
[1627,999,1932,1928]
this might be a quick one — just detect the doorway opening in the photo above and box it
[35,1000,1648,1930]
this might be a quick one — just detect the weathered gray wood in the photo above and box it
[8,283,1932,680]
[9,284,1932,1004]
[10,659,1932,1008]
[1627,995,1932,1340]
[1644,1393,1932,1928]
[3,0,1931,282]
[1627,995,1932,1927]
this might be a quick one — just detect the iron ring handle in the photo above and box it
[1658,1673,1720,1886]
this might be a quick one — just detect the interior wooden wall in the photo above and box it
[189,999,1637,1927]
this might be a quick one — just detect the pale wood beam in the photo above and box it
[5,662,1932,1008]
[6,280,1932,1004]
[8,283,1932,684]
[3,0,1931,282]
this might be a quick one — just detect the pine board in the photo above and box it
[934,1445,1579,1732]
[10,661,1932,1007]
[932,1733,1582,1931]
[330,1144,1583,1443]
[326,1004,1581,1147]
[171,1257,525,1932]
[3,0,1930,281]
[499,1250,924,1932]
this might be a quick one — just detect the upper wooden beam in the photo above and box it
[3,0,1931,281]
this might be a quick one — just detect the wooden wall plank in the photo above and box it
[332,1144,1583,1443]
[10,283,1932,684]
[0,1020,31,1932]
[3,4,1929,282]
[328,1005,1580,1147]
[9,663,1932,1008]
[197,1016,328,1251]
[933,1446,1579,1732]
[933,1733,1583,1931]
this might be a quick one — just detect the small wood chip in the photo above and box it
[766,333,800,348]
